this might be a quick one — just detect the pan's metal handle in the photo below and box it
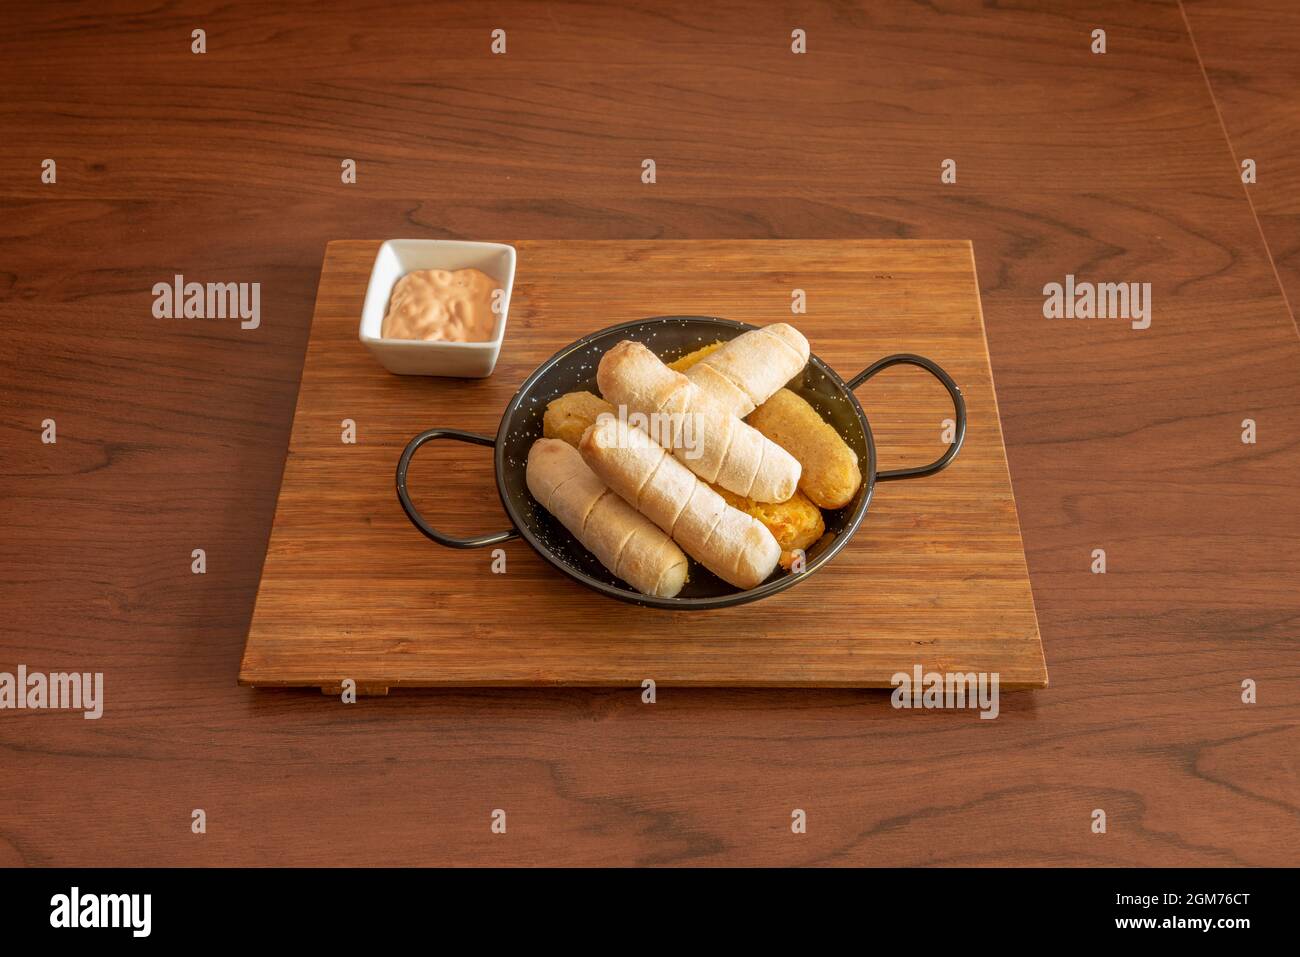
[396,428,521,548]
[847,354,966,482]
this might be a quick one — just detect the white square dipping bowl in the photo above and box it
[359,240,515,377]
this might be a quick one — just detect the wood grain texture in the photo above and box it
[240,239,1046,689]
[1182,0,1300,326]
[1,0,1298,866]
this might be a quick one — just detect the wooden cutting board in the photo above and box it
[240,240,1046,691]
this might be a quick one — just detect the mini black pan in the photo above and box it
[396,316,966,610]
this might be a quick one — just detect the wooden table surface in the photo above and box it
[1,0,1297,866]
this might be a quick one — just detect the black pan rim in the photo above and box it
[492,315,879,611]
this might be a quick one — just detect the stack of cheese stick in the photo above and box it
[526,322,863,598]
[673,331,862,509]
[526,438,689,598]
[683,322,809,417]
[580,414,780,590]
[596,339,801,503]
